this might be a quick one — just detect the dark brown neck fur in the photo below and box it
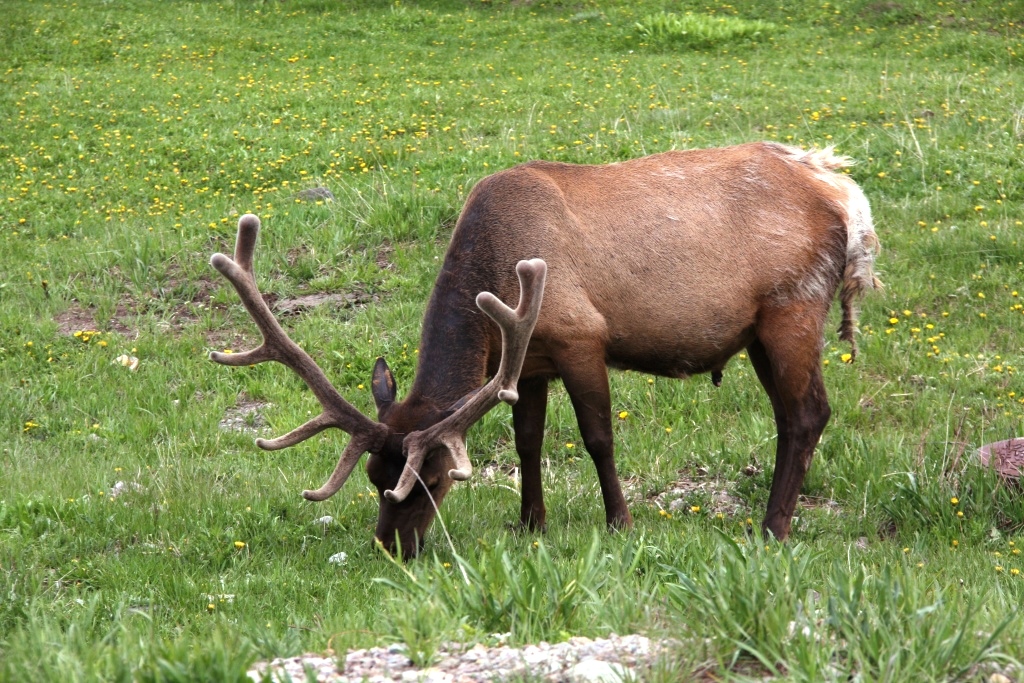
[404,258,494,413]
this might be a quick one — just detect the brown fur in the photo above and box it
[211,143,881,558]
[366,142,880,554]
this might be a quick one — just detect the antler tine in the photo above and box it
[384,259,547,503]
[210,214,389,498]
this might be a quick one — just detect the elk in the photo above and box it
[209,141,880,557]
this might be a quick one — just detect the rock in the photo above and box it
[249,634,671,682]
[295,186,335,202]
[567,660,632,683]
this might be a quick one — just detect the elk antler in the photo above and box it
[209,214,390,501]
[384,258,547,503]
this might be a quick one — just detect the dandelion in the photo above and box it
[841,353,853,363]
[234,541,246,549]
[618,410,629,420]
[1011,568,1021,576]
[565,442,575,449]
[951,497,959,505]
[951,539,959,548]
[690,505,701,514]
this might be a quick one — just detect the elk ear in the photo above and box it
[372,357,397,410]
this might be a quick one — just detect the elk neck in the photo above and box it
[402,259,496,415]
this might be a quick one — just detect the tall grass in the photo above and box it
[636,12,778,48]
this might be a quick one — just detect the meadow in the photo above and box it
[1,0,1023,679]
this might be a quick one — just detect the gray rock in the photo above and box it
[295,186,335,202]
[567,660,632,683]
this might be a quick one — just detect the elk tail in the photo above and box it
[837,180,882,361]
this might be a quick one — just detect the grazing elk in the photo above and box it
[209,142,880,557]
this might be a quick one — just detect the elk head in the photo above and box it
[208,214,546,557]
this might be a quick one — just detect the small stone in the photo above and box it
[328,551,348,565]
[113,354,140,371]
[989,674,1012,683]
[567,660,632,683]
[295,186,335,202]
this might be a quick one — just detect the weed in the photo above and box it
[636,12,778,48]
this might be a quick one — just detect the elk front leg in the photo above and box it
[512,376,549,531]
[558,352,633,530]
[750,306,832,540]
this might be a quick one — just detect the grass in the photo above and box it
[636,12,778,48]
[1,0,1023,679]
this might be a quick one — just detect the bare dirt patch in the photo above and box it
[218,394,273,435]
[54,301,137,338]
[204,327,259,352]
[273,290,376,317]
[376,242,395,271]
[54,303,103,335]
[648,467,748,517]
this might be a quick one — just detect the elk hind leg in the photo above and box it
[750,309,832,541]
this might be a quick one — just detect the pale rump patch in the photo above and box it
[764,143,881,355]
[766,142,854,173]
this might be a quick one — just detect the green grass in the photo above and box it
[636,12,778,48]
[2,0,1024,679]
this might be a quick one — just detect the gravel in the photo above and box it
[248,634,672,682]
